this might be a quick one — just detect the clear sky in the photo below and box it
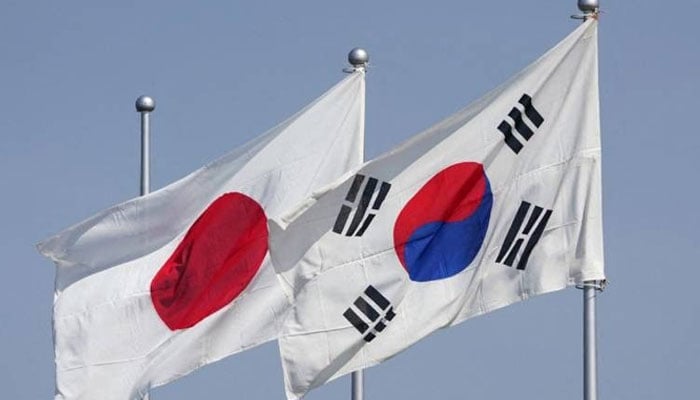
[2,1,699,399]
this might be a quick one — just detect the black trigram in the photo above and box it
[496,201,553,270]
[342,285,396,342]
[333,174,391,237]
[497,94,545,154]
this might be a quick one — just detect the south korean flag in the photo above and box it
[270,19,604,400]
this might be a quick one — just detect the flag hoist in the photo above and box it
[346,46,370,400]
[573,2,604,400]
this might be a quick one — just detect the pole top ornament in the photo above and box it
[572,0,600,20]
[348,48,369,69]
[578,0,599,13]
[135,96,156,112]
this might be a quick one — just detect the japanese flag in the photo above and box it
[38,71,365,399]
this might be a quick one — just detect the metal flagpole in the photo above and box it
[572,3,602,400]
[346,47,369,400]
[135,95,155,400]
[136,95,155,196]
[582,280,603,400]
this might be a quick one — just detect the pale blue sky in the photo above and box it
[2,1,699,399]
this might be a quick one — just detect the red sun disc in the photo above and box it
[150,192,268,330]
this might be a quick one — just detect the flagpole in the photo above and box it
[136,95,155,196]
[582,280,602,400]
[346,47,369,400]
[135,94,155,400]
[572,3,602,400]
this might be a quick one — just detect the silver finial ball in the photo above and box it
[135,95,155,112]
[578,0,599,12]
[348,48,369,67]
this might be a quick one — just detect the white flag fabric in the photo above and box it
[37,71,365,400]
[270,20,603,399]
